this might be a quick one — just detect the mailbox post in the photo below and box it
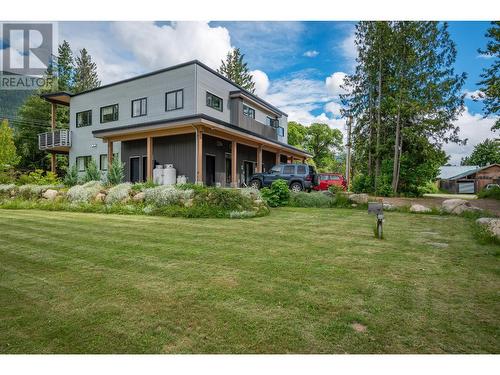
[368,202,384,239]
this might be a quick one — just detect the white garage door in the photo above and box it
[458,182,475,194]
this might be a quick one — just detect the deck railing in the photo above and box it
[38,129,71,150]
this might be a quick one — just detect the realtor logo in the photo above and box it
[1,22,56,90]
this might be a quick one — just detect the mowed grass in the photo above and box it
[0,208,498,353]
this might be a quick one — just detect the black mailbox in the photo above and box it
[368,202,383,215]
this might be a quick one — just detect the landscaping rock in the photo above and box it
[132,192,145,202]
[476,217,500,240]
[441,199,482,215]
[349,193,369,204]
[42,189,58,200]
[410,204,431,213]
[94,193,106,202]
[383,203,396,211]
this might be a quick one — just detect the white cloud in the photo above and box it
[325,72,348,97]
[111,21,232,71]
[250,69,269,97]
[463,89,484,100]
[303,50,319,58]
[443,107,497,165]
[324,101,342,117]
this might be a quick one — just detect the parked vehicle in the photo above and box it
[484,183,500,190]
[249,163,318,192]
[312,173,347,191]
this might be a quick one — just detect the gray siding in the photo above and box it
[121,139,146,182]
[153,134,196,183]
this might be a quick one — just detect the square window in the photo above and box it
[243,104,255,119]
[131,98,147,117]
[166,89,183,111]
[100,104,119,123]
[76,110,92,127]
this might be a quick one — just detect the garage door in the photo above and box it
[458,182,475,194]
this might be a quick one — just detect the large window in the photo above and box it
[131,98,147,117]
[206,92,223,112]
[243,104,255,119]
[277,126,285,137]
[165,89,183,111]
[76,110,92,128]
[266,116,279,128]
[100,104,119,123]
[76,156,92,172]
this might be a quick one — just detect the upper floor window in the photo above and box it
[277,126,285,137]
[243,104,255,119]
[266,116,279,128]
[131,98,147,117]
[100,104,119,123]
[206,92,223,112]
[76,110,92,128]
[166,89,183,111]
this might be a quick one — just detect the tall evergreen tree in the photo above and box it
[217,48,256,93]
[55,40,74,91]
[477,21,499,131]
[342,21,466,195]
[74,48,101,93]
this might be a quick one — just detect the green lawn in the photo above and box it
[0,208,498,353]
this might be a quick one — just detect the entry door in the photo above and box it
[242,161,255,186]
[141,156,148,182]
[130,156,140,183]
[205,155,216,186]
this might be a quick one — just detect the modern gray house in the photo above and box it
[38,60,310,186]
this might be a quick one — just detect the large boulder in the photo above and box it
[42,189,58,200]
[132,192,145,202]
[349,193,369,204]
[94,192,106,203]
[476,218,500,240]
[410,204,431,213]
[441,199,482,215]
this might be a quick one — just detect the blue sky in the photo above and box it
[2,21,496,164]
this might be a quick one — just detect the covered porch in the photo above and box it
[94,117,309,187]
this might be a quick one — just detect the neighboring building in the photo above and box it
[437,164,500,193]
[38,60,310,186]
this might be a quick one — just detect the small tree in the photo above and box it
[0,119,20,171]
[107,157,125,186]
[82,159,100,183]
[217,48,256,93]
[64,164,79,187]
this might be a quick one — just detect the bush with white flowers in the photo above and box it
[105,183,132,205]
[67,181,102,203]
[144,185,194,207]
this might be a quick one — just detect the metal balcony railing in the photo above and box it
[38,129,71,151]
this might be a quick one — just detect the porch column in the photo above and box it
[231,140,238,188]
[256,146,262,173]
[107,140,114,170]
[50,103,56,173]
[275,152,281,166]
[146,136,153,181]
[196,129,203,183]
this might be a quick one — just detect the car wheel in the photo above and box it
[249,179,261,189]
[290,182,303,192]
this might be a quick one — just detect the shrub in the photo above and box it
[375,175,394,197]
[107,157,125,186]
[82,159,100,183]
[17,184,54,200]
[332,192,351,208]
[0,183,16,198]
[328,184,344,195]
[195,188,255,211]
[18,169,61,185]
[105,183,132,204]
[67,181,102,203]
[417,180,439,195]
[261,179,290,207]
[0,169,18,184]
[144,185,194,206]
[478,186,500,200]
[64,165,79,187]
[288,192,332,208]
[131,180,158,193]
[352,174,373,193]
[230,210,257,219]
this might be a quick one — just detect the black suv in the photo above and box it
[249,163,318,192]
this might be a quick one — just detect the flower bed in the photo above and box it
[0,182,269,219]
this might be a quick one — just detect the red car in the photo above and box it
[313,173,347,191]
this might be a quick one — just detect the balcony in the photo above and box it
[38,129,71,152]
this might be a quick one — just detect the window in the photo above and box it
[100,104,119,123]
[266,116,279,128]
[243,104,255,119]
[270,165,281,174]
[76,156,92,172]
[283,165,295,174]
[76,110,92,127]
[277,126,285,137]
[166,89,183,111]
[206,92,223,112]
[297,165,307,174]
[131,98,147,117]
[100,153,119,171]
